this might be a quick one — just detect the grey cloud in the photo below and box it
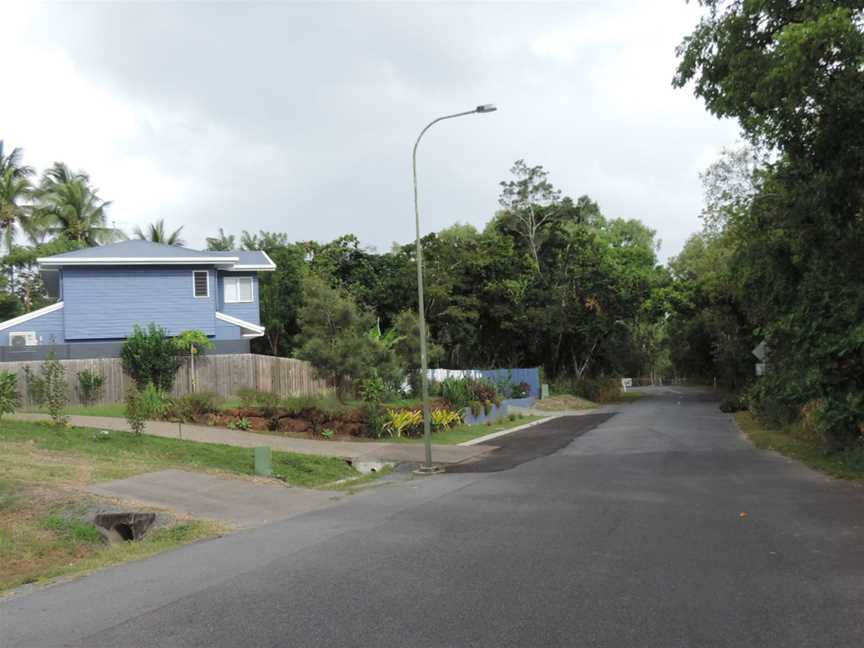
[30,1,738,259]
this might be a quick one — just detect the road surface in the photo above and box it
[3,387,863,647]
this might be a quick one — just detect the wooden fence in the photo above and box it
[1,354,330,408]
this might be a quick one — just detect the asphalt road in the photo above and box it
[3,387,863,647]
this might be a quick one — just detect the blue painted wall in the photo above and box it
[62,267,217,340]
[0,306,66,346]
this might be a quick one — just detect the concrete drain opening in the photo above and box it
[93,512,156,544]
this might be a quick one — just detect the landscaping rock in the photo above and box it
[279,418,312,433]
[246,417,270,431]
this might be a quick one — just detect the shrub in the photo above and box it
[441,377,472,410]
[42,353,67,425]
[383,409,423,438]
[554,376,622,403]
[163,391,222,421]
[229,417,252,431]
[125,384,149,435]
[0,371,19,421]
[431,408,462,430]
[121,323,181,392]
[77,370,105,406]
[236,388,280,415]
[360,369,386,438]
[139,383,167,418]
[512,382,531,399]
[23,365,46,407]
[468,379,498,404]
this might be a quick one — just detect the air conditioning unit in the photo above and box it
[9,332,38,347]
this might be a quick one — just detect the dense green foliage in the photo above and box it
[0,371,18,420]
[76,370,104,407]
[673,1,864,447]
[121,324,181,392]
[42,353,68,425]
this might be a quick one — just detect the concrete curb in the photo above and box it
[458,416,560,447]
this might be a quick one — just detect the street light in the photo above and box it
[412,104,498,474]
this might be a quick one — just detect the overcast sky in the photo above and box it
[1,1,738,261]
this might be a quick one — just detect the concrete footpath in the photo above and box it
[10,413,495,465]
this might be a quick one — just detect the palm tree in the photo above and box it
[36,162,120,246]
[133,219,185,246]
[0,142,37,255]
[0,168,35,255]
[0,141,35,179]
[206,228,235,251]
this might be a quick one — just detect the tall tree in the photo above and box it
[0,168,34,255]
[206,228,235,251]
[0,143,36,255]
[498,159,561,271]
[0,141,34,179]
[134,219,185,246]
[675,1,864,445]
[36,163,119,245]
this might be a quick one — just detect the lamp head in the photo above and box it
[475,104,498,113]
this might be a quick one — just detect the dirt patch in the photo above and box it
[533,395,598,411]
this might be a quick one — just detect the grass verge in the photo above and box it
[0,419,360,593]
[387,415,544,445]
[736,412,864,482]
[0,420,357,488]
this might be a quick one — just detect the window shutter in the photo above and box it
[193,271,209,297]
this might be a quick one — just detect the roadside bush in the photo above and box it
[121,323,181,392]
[42,353,67,425]
[162,391,222,422]
[76,370,104,406]
[383,409,423,438]
[23,366,46,407]
[440,377,472,410]
[360,369,386,438]
[554,376,621,403]
[135,383,166,419]
[237,388,280,415]
[124,384,149,435]
[431,408,462,430]
[0,371,19,421]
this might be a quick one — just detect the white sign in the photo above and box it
[752,340,767,362]
[621,378,633,391]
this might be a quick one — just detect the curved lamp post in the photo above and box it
[412,104,498,474]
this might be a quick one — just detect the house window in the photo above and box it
[224,276,253,303]
[193,271,209,298]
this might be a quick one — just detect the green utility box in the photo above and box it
[254,446,273,477]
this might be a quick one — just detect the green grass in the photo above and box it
[23,403,127,417]
[387,415,544,445]
[0,420,357,489]
[736,412,864,481]
[611,391,643,402]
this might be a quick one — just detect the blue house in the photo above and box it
[0,240,276,360]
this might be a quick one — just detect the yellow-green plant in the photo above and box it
[431,408,463,430]
[383,409,422,438]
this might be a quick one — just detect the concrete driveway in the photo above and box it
[4,387,863,647]
[85,470,342,528]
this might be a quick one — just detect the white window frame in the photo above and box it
[223,276,254,304]
[193,271,210,298]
